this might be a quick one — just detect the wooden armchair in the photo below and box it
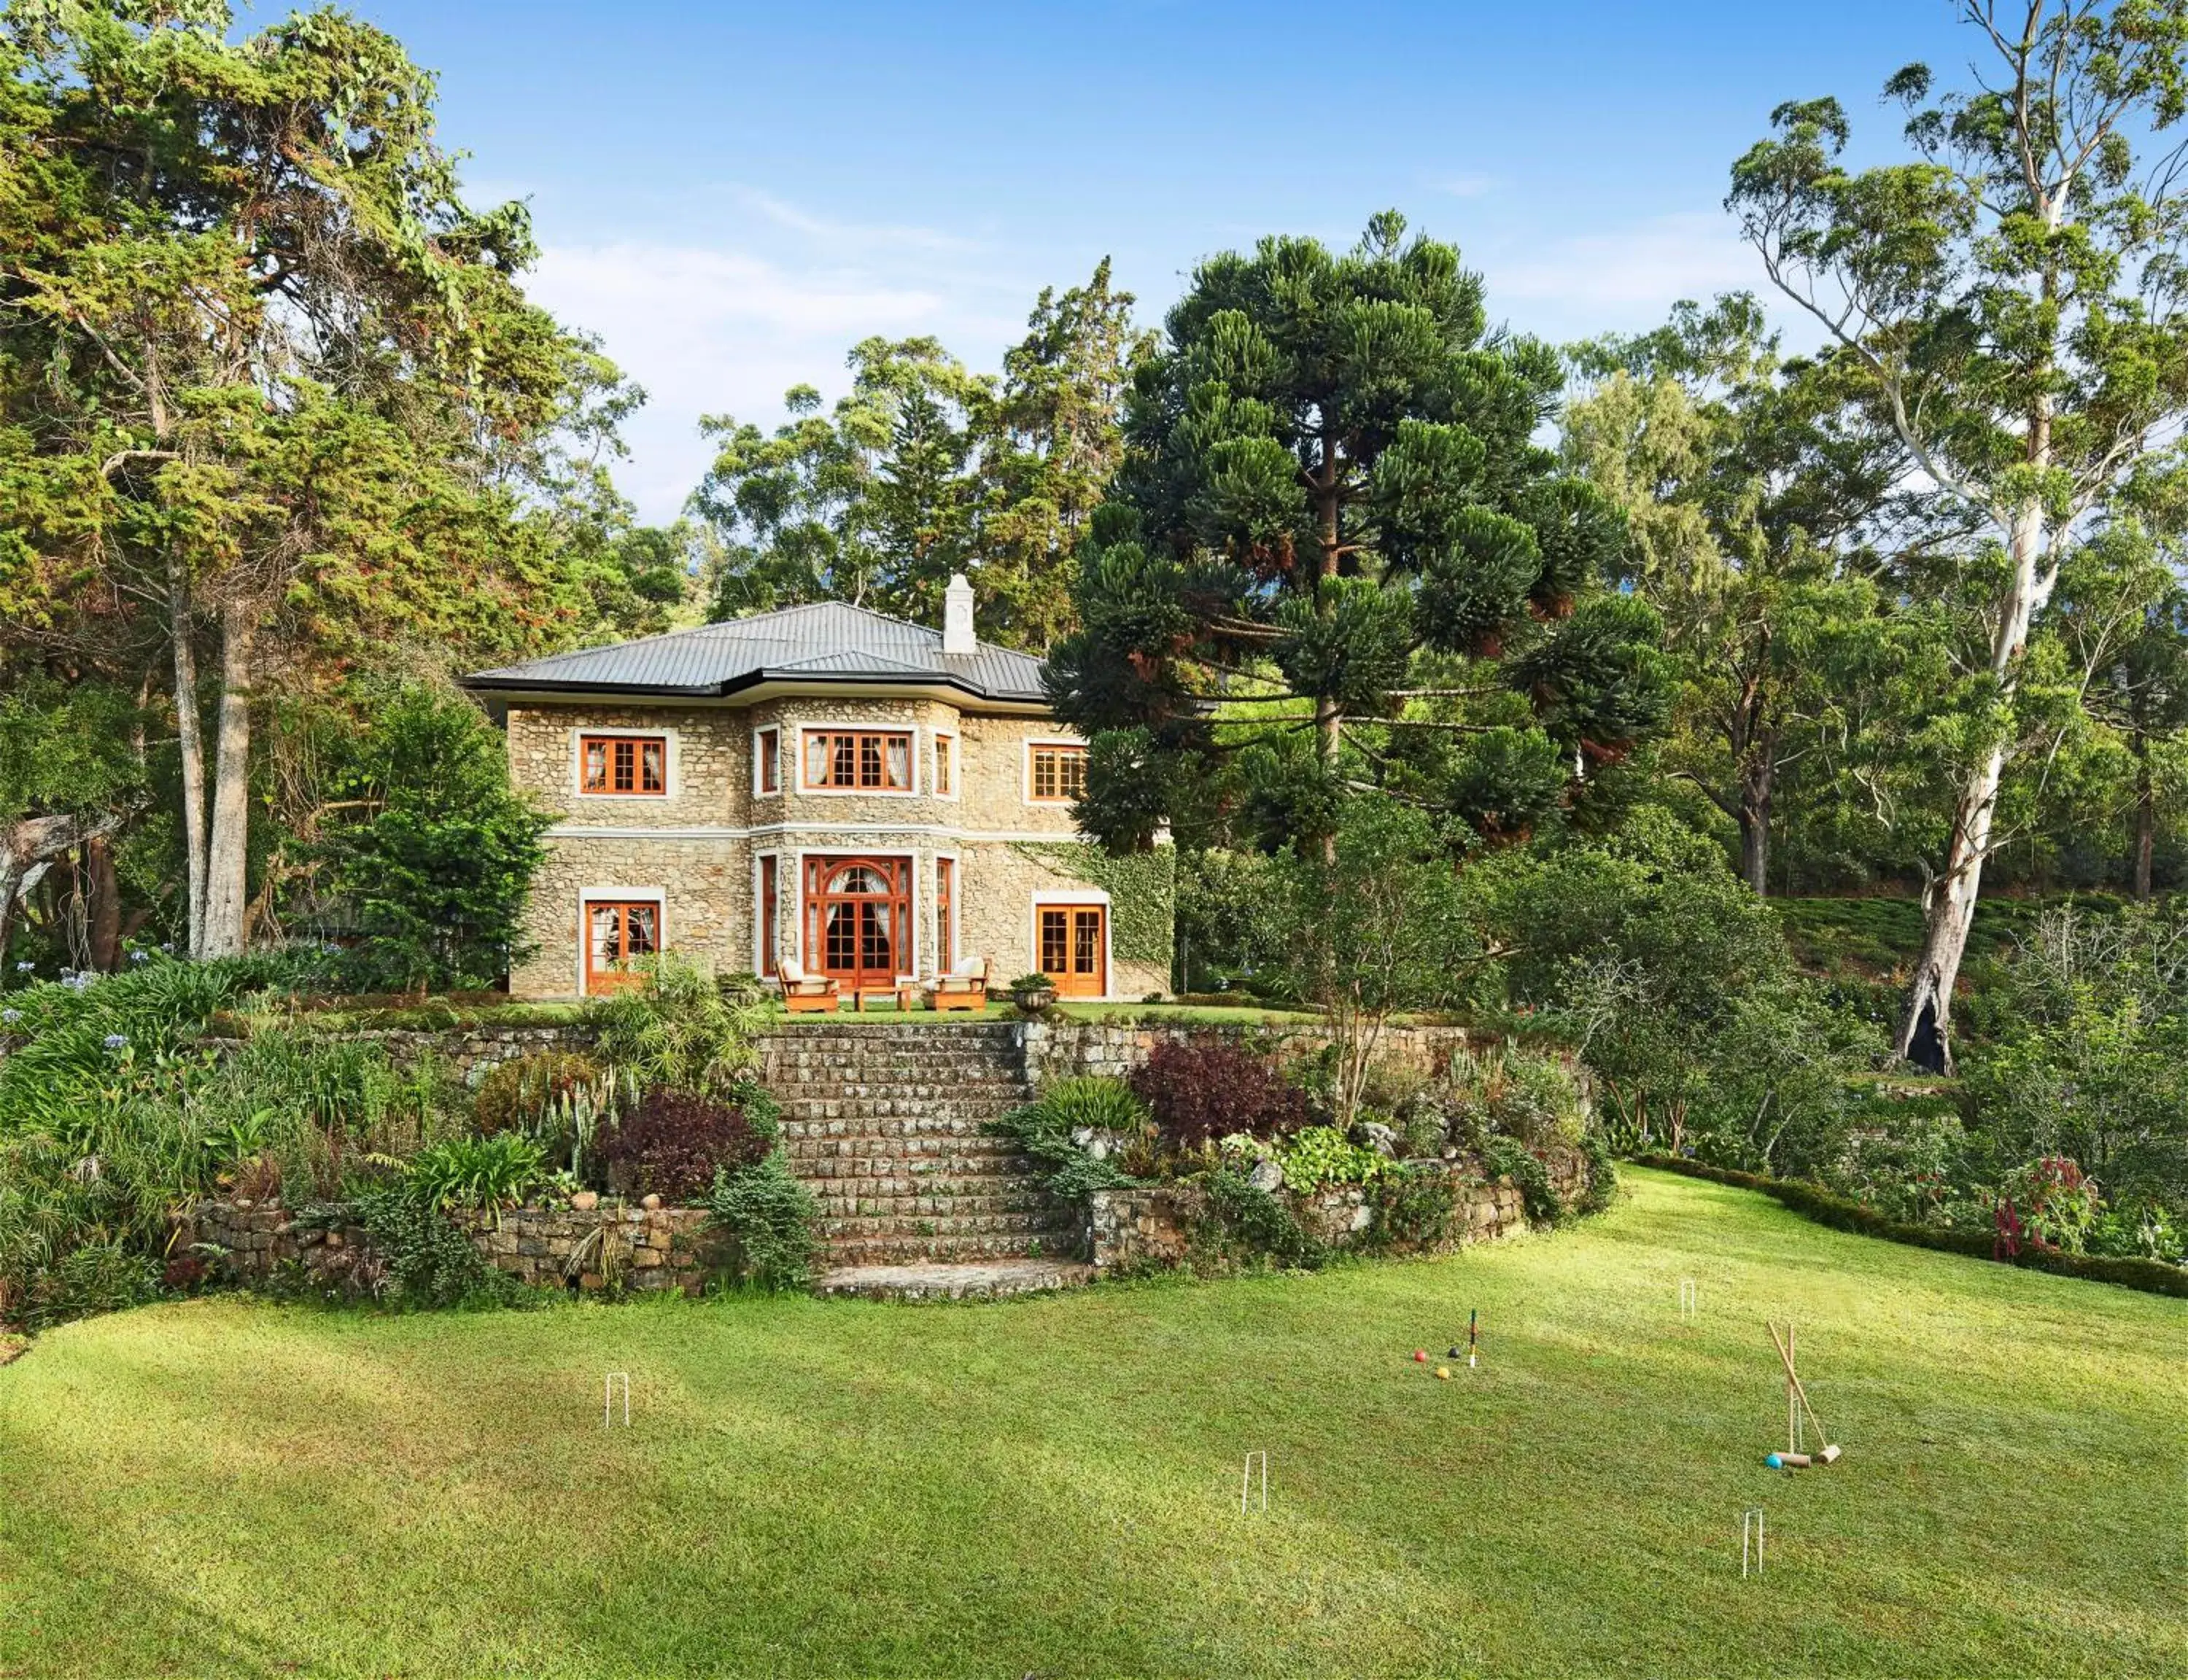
[777,957,840,1014]
[927,955,989,1014]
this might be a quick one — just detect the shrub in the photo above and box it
[1275,1124,1387,1193]
[588,953,776,1096]
[350,1185,513,1307]
[988,1079,1141,1216]
[600,1087,776,1204]
[1129,1036,1308,1149]
[406,1134,547,1212]
[1193,1168,1327,1270]
[1577,1130,1619,1216]
[473,1051,608,1136]
[1479,1136,1562,1226]
[705,1151,819,1290]
[1366,1165,1461,1250]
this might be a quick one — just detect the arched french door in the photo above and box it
[802,856,910,995]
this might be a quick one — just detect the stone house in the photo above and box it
[464,576,1171,1002]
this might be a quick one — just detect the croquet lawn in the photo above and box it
[1,1167,2181,1679]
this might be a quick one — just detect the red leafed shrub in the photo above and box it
[600,1089,776,1203]
[162,1254,209,1291]
[1128,1036,1308,1148]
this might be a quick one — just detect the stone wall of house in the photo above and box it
[1086,1147,1589,1275]
[184,1199,721,1295]
[500,692,1170,1000]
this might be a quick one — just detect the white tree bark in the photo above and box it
[167,555,210,959]
[198,596,256,957]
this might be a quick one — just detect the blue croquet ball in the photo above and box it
[1765,1452,1783,1469]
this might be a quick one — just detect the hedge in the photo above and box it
[1634,1155,2188,1299]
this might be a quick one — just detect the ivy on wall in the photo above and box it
[1010,843,1176,972]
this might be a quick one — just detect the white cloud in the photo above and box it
[527,241,960,519]
[1483,210,1766,330]
[723,186,985,256]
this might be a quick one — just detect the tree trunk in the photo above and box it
[1313,431,1343,863]
[85,834,122,972]
[168,556,210,958]
[2133,739,2155,903]
[199,597,255,957]
[1,814,123,966]
[1738,755,1773,897]
[1894,491,2049,1073]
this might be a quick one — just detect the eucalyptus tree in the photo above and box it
[1,1,591,959]
[1563,296,1921,893]
[1049,213,1669,859]
[1730,0,2188,1068]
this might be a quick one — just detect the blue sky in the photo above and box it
[298,1,1973,519]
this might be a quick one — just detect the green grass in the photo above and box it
[1772,892,2130,979]
[1,1170,2181,1679]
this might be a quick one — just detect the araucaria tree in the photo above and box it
[1050,213,1669,857]
[1730,0,2188,1070]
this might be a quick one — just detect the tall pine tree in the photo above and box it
[1048,213,1671,857]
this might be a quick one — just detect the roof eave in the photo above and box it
[459,666,1048,708]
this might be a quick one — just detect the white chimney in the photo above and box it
[942,572,977,656]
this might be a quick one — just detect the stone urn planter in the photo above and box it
[1010,979,1059,1014]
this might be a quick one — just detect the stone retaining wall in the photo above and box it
[1086,1147,1589,1274]
[185,1199,720,1296]
[1022,1019,1491,1085]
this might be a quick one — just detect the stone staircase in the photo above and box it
[761,1022,1079,1269]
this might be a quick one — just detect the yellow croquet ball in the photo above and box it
[1435,1366,1451,1380]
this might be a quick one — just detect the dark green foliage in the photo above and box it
[1479,1137,1563,1226]
[602,1088,776,1204]
[1365,1165,1459,1250]
[1194,1167,1327,1270]
[1577,1131,1619,1216]
[404,1135,547,1212]
[986,1079,1141,1221]
[349,1186,514,1309]
[312,687,552,992]
[1052,211,1669,855]
[1128,1036,1307,1148]
[705,1151,819,1291]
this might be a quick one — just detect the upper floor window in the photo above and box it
[581,734,667,796]
[1028,742,1087,804]
[933,732,956,797]
[803,728,912,792]
[755,726,780,794]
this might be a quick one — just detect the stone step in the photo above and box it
[820,1232,1079,1268]
[812,1258,1092,1302]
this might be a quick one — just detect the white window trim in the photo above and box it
[932,847,963,974]
[752,851,783,979]
[788,847,921,984]
[795,721,921,798]
[752,725,783,798]
[569,727,680,802]
[575,884,667,998]
[1027,888,1114,1001]
[1023,734,1087,805]
[928,727,961,802]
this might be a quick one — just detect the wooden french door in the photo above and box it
[584,899,659,995]
[1036,903,1106,998]
[803,857,910,992]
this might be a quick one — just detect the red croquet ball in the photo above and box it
[1413,1349,1427,1361]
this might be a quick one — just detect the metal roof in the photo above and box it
[461,600,1050,705]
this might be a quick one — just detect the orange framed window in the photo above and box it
[934,733,956,796]
[802,729,912,791]
[580,734,667,796]
[756,728,780,794]
[1029,743,1087,803]
[936,858,955,971]
[759,855,779,976]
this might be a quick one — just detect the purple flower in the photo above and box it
[12,962,31,974]
[1,1009,20,1026]
[128,949,150,963]
[103,1033,128,1051]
